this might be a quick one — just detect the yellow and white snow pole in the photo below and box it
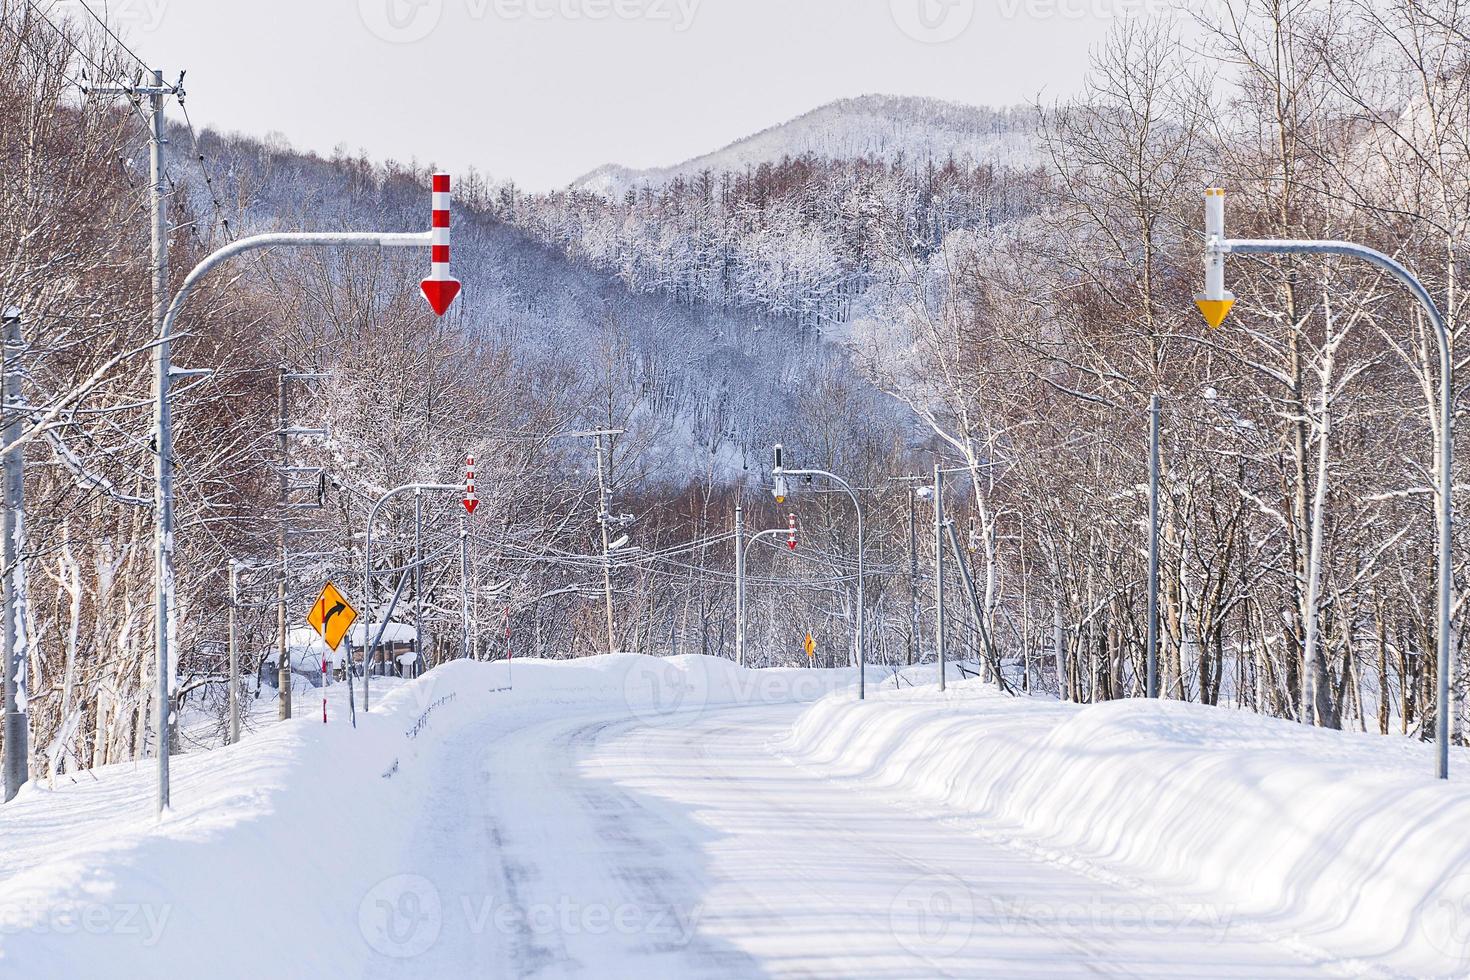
[1195,187,1235,329]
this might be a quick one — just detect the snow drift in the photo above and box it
[783,682,1470,978]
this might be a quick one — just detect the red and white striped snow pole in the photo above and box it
[420,173,462,316]
[463,454,478,515]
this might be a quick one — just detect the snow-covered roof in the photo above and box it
[265,628,351,669]
[266,621,427,668]
[349,621,424,647]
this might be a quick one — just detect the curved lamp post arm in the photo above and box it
[735,526,800,669]
[742,527,792,561]
[1220,236,1453,778]
[162,232,432,342]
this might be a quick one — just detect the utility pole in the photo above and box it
[273,368,328,719]
[945,519,1006,692]
[736,509,799,671]
[360,482,466,710]
[414,488,424,673]
[459,514,469,661]
[2,309,26,802]
[907,488,920,666]
[593,433,617,655]
[84,68,185,812]
[934,464,946,692]
[1146,394,1161,699]
[548,428,628,655]
[228,560,241,745]
[276,366,290,719]
[734,505,745,667]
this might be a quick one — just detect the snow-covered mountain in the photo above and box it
[571,94,1034,196]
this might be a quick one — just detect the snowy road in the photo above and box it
[367,701,1338,978]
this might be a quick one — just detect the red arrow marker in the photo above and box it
[422,173,461,317]
[463,454,478,515]
[421,278,461,316]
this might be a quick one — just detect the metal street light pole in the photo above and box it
[361,482,465,710]
[123,209,442,813]
[771,448,866,699]
[2,309,25,802]
[735,512,799,668]
[228,560,242,745]
[933,464,946,692]
[593,433,617,654]
[460,513,470,661]
[1146,394,1161,699]
[1199,187,1455,777]
[734,505,745,666]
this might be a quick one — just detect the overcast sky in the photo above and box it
[81,0,1171,190]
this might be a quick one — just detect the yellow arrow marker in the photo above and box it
[803,633,816,658]
[1195,298,1235,329]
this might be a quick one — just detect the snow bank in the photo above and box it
[0,655,851,975]
[783,682,1470,978]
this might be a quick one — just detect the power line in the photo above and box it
[0,17,83,89]
[69,0,148,71]
[177,94,237,242]
[23,0,104,76]
[45,0,234,245]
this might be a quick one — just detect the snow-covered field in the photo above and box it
[3,656,1469,978]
